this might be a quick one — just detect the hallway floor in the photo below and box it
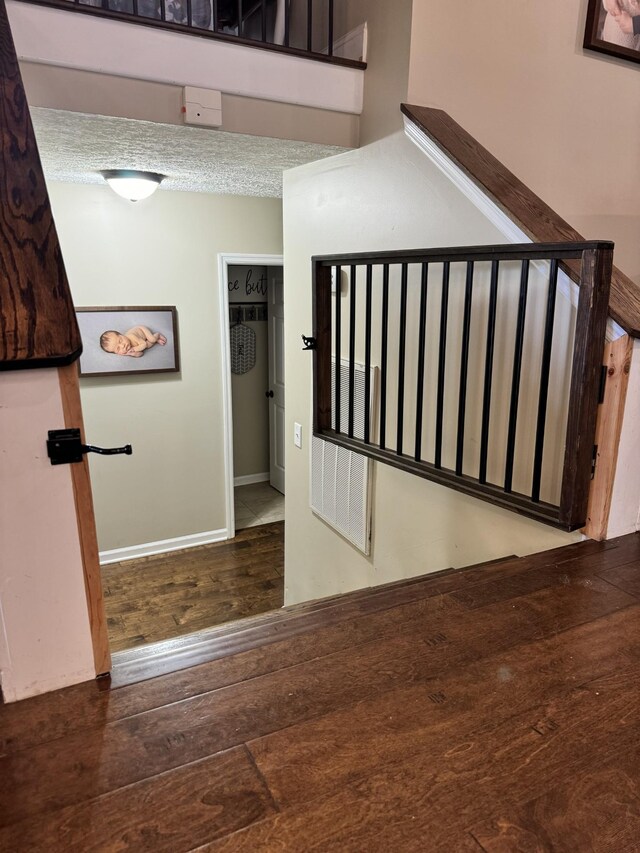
[2,533,640,850]
[102,522,284,652]
[234,481,284,529]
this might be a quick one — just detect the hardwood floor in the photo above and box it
[2,533,640,851]
[102,522,284,652]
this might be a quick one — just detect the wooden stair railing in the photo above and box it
[312,242,612,532]
[401,104,640,338]
[401,104,638,541]
[0,0,82,369]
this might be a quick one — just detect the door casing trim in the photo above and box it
[217,253,284,540]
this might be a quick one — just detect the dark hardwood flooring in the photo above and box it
[102,522,284,652]
[2,533,640,850]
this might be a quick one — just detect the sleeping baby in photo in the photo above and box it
[100,326,167,358]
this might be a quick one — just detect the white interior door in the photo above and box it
[268,271,285,494]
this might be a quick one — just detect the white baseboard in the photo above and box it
[234,472,270,487]
[99,528,229,565]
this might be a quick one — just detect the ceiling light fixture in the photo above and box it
[101,170,165,202]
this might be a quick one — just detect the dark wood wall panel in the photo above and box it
[402,104,640,338]
[0,0,81,369]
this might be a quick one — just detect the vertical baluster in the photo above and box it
[307,0,313,51]
[479,260,499,484]
[328,0,334,55]
[237,0,242,36]
[261,0,266,41]
[396,264,408,456]
[348,265,357,438]
[456,262,474,476]
[284,0,290,46]
[531,259,559,502]
[185,0,191,27]
[212,0,218,30]
[334,265,341,433]
[414,263,429,461]
[159,0,166,23]
[364,265,372,444]
[131,0,138,16]
[379,264,390,450]
[504,259,530,493]
[434,262,450,469]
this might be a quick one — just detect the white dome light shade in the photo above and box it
[101,170,165,202]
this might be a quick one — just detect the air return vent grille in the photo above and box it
[311,359,377,554]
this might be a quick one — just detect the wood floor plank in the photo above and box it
[203,674,640,852]
[2,533,640,851]
[597,560,640,599]
[0,594,461,757]
[102,523,284,651]
[1,576,632,827]
[471,762,640,853]
[0,746,276,853]
[248,599,640,809]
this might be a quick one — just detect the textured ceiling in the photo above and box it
[31,108,346,198]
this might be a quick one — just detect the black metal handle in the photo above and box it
[265,390,274,398]
[83,443,133,456]
[47,429,133,465]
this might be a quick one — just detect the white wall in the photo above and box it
[0,370,95,702]
[283,132,581,606]
[48,182,282,555]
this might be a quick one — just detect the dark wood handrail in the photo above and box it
[401,104,640,338]
[0,0,81,369]
[13,0,366,70]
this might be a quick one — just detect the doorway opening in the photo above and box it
[88,251,286,656]
[218,253,285,539]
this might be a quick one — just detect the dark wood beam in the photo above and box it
[0,0,81,369]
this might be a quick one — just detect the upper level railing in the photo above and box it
[312,241,613,531]
[14,0,366,67]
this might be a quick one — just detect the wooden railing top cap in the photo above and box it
[401,104,640,338]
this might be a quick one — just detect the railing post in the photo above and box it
[559,244,613,529]
[313,260,332,433]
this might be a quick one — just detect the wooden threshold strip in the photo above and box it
[401,104,640,338]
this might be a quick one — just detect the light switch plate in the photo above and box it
[294,422,302,448]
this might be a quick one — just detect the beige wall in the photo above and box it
[352,0,413,145]
[20,62,359,149]
[48,182,282,554]
[407,0,640,284]
[283,131,581,606]
[337,0,413,144]
[0,370,95,702]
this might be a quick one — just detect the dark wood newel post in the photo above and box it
[313,260,332,434]
[559,244,613,529]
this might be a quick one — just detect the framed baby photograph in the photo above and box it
[76,306,180,377]
[584,0,640,66]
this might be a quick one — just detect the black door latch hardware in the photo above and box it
[301,335,317,350]
[47,429,133,466]
[265,390,274,398]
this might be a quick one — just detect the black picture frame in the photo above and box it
[584,0,640,66]
[76,306,180,377]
